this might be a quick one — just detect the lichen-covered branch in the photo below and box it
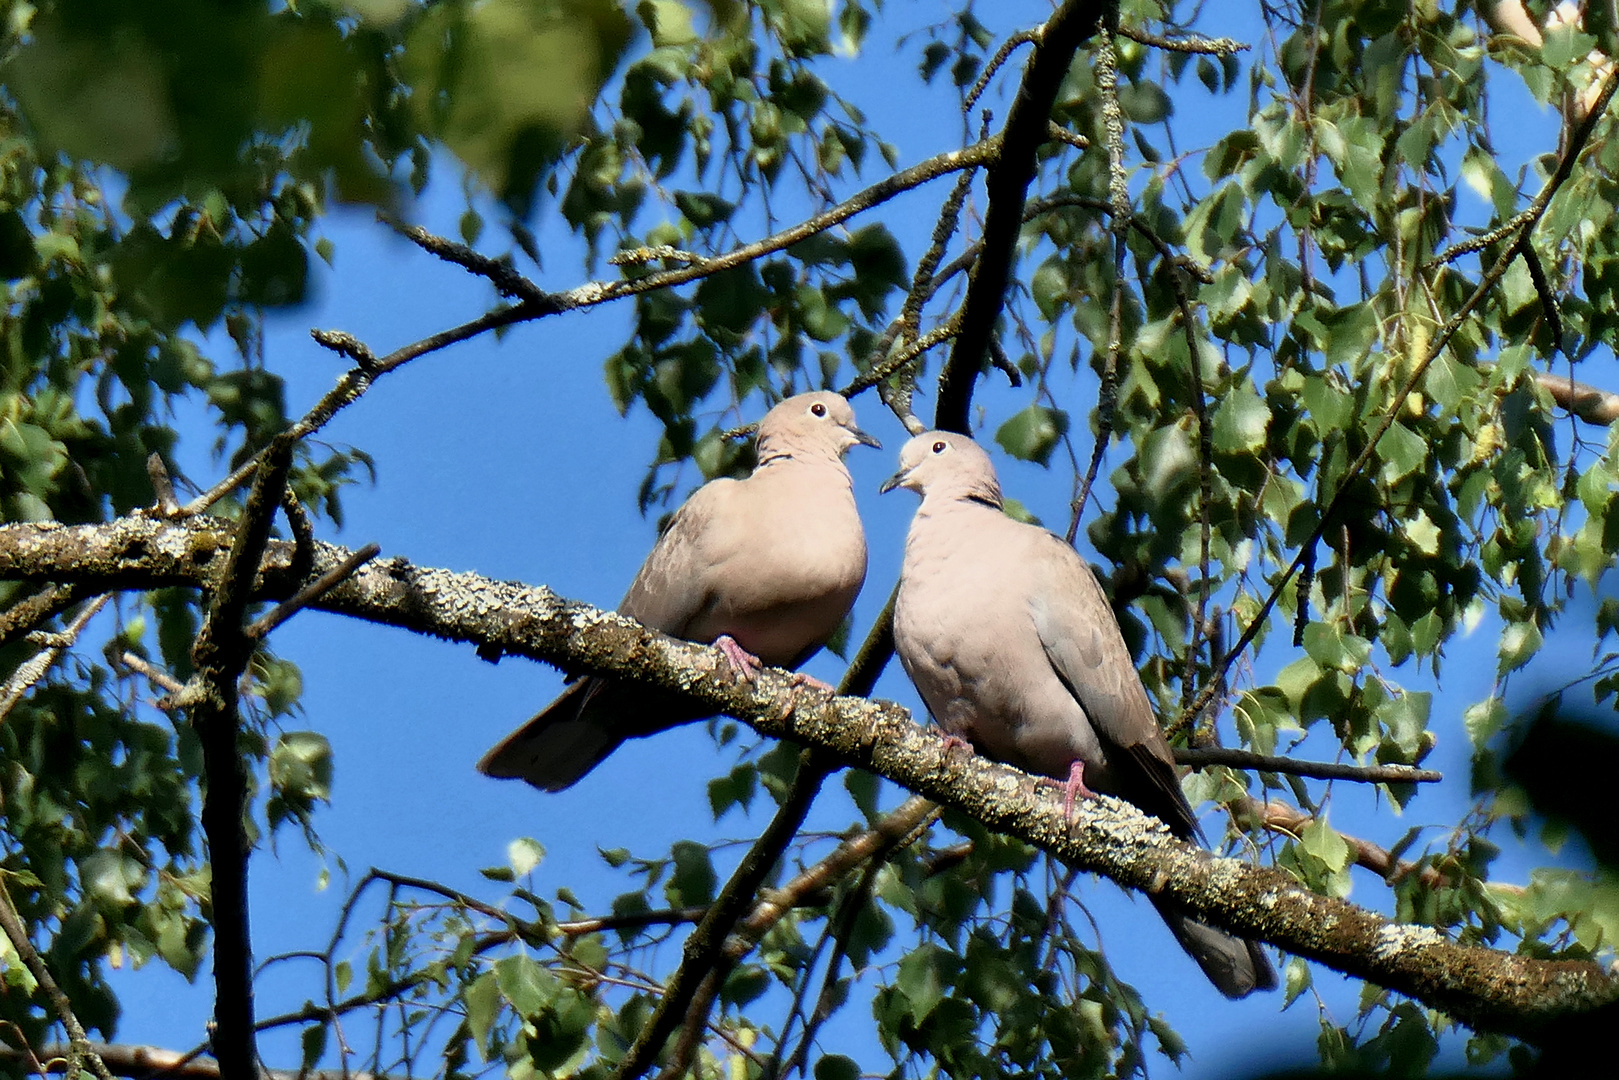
[0,517,1614,1041]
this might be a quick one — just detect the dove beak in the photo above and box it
[878,466,909,494]
[850,425,882,450]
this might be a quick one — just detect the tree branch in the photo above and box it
[0,1043,394,1080]
[0,517,1613,1040]
[0,879,115,1080]
[182,437,296,1078]
[182,137,1006,517]
[1175,747,1441,785]
[936,1,1107,432]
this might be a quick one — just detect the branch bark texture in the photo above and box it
[0,517,1614,1042]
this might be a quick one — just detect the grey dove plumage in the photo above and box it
[882,431,1276,999]
[479,391,880,791]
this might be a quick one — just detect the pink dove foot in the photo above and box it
[789,671,837,693]
[715,634,763,681]
[1060,760,1098,820]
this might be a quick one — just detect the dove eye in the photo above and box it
[810,402,828,417]
[931,440,947,454]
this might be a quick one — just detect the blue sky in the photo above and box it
[90,3,1613,1076]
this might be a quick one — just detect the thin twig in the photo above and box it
[1118,26,1247,55]
[0,584,87,649]
[0,878,116,1080]
[964,28,1041,113]
[146,452,180,517]
[0,593,110,725]
[387,218,549,302]
[1176,747,1440,784]
[116,650,186,696]
[247,543,381,639]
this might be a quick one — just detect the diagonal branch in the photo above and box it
[182,137,1006,517]
[0,878,116,1080]
[936,1,1108,432]
[0,517,1613,1041]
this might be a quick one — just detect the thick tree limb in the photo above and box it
[936,1,1107,432]
[0,517,1613,1041]
[183,439,295,1078]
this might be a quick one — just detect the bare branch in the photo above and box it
[388,218,549,303]
[1176,747,1440,784]
[247,542,381,639]
[183,436,297,1077]
[0,879,116,1080]
[1118,26,1247,55]
[146,452,180,517]
[116,650,186,697]
[0,593,109,725]
[0,584,89,649]
[1536,371,1619,425]
[964,28,1040,113]
[938,1,1107,432]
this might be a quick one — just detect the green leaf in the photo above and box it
[894,942,956,1024]
[1377,422,1427,482]
[1464,697,1508,749]
[1301,816,1351,872]
[665,840,717,906]
[300,1024,328,1072]
[508,837,546,878]
[464,971,502,1058]
[815,1055,861,1080]
[1302,624,1373,674]
[638,0,699,46]
[1498,621,1543,674]
[673,189,736,228]
[995,405,1069,466]
[1282,956,1312,1009]
[1212,380,1270,454]
[495,953,554,1018]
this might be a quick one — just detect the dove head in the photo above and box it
[879,431,1004,507]
[756,391,882,461]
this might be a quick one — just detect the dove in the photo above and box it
[479,391,880,791]
[882,431,1276,998]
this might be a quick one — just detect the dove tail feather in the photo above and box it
[479,678,712,792]
[1150,896,1278,999]
[477,679,625,792]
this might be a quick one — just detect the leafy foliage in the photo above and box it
[1,0,1618,1077]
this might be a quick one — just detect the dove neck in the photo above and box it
[754,439,852,480]
[919,483,1004,514]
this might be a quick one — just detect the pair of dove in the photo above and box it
[479,391,1276,998]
